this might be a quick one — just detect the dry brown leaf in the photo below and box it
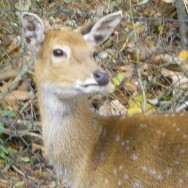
[18,77,32,91]
[0,80,13,92]
[161,68,188,90]
[123,78,139,93]
[0,69,18,81]
[116,65,134,78]
[31,143,43,153]
[5,90,30,101]
[99,100,127,116]
[127,40,156,62]
[6,36,20,55]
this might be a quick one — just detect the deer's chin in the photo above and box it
[75,82,114,94]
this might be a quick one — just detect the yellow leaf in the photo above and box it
[128,94,155,115]
[179,50,188,61]
[112,73,125,86]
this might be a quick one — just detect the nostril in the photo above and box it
[94,71,101,79]
[93,70,109,86]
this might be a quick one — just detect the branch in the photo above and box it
[0,60,34,100]
[175,0,188,49]
[0,117,42,142]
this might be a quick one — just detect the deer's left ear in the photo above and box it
[21,12,45,55]
[83,11,122,46]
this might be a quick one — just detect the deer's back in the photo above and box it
[89,112,188,188]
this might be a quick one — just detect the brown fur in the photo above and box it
[34,30,188,188]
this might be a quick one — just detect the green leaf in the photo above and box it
[0,110,16,118]
[112,73,125,87]
[18,156,30,163]
[0,145,11,162]
[158,23,164,32]
[0,152,9,161]
[0,122,4,135]
[0,145,10,155]
[14,181,24,187]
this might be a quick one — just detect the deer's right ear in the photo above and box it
[21,12,45,54]
[82,11,122,46]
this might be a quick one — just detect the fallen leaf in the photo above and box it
[5,90,30,101]
[128,94,155,115]
[112,73,125,87]
[18,156,30,163]
[99,100,127,116]
[179,50,188,61]
[123,78,138,93]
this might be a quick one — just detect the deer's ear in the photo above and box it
[83,11,122,46]
[21,12,45,54]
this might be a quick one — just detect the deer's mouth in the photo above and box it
[76,80,114,94]
[81,83,100,88]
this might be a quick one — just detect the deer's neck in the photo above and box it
[39,84,102,180]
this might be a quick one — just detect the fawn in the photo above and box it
[22,11,188,188]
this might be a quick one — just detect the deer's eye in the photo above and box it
[53,49,65,57]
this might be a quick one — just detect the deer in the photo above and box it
[21,11,188,188]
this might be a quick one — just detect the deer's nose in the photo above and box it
[93,70,109,86]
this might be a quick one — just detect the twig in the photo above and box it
[12,164,40,183]
[0,117,41,131]
[0,60,34,100]
[129,0,147,112]
[50,7,89,19]
[183,0,188,13]
[176,101,188,112]
[0,178,8,187]
[0,164,11,174]
[0,117,42,142]
[12,164,26,177]
[2,127,42,140]
[175,0,188,49]
[19,95,36,114]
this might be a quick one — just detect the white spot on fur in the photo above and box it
[185,171,188,176]
[141,166,148,172]
[179,178,184,185]
[166,168,172,176]
[156,130,162,136]
[118,180,123,186]
[131,154,138,161]
[140,124,146,128]
[174,161,180,166]
[156,174,164,181]
[115,135,120,142]
[133,179,142,188]
[180,149,186,154]
[126,146,130,151]
[118,165,123,171]
[149,169,157,176]
[183,134,187,139]
[126,140,130,144]
[99,152,106,161]
[121,141,125,146]
[124,174,129,181]
[113,168,118,175]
